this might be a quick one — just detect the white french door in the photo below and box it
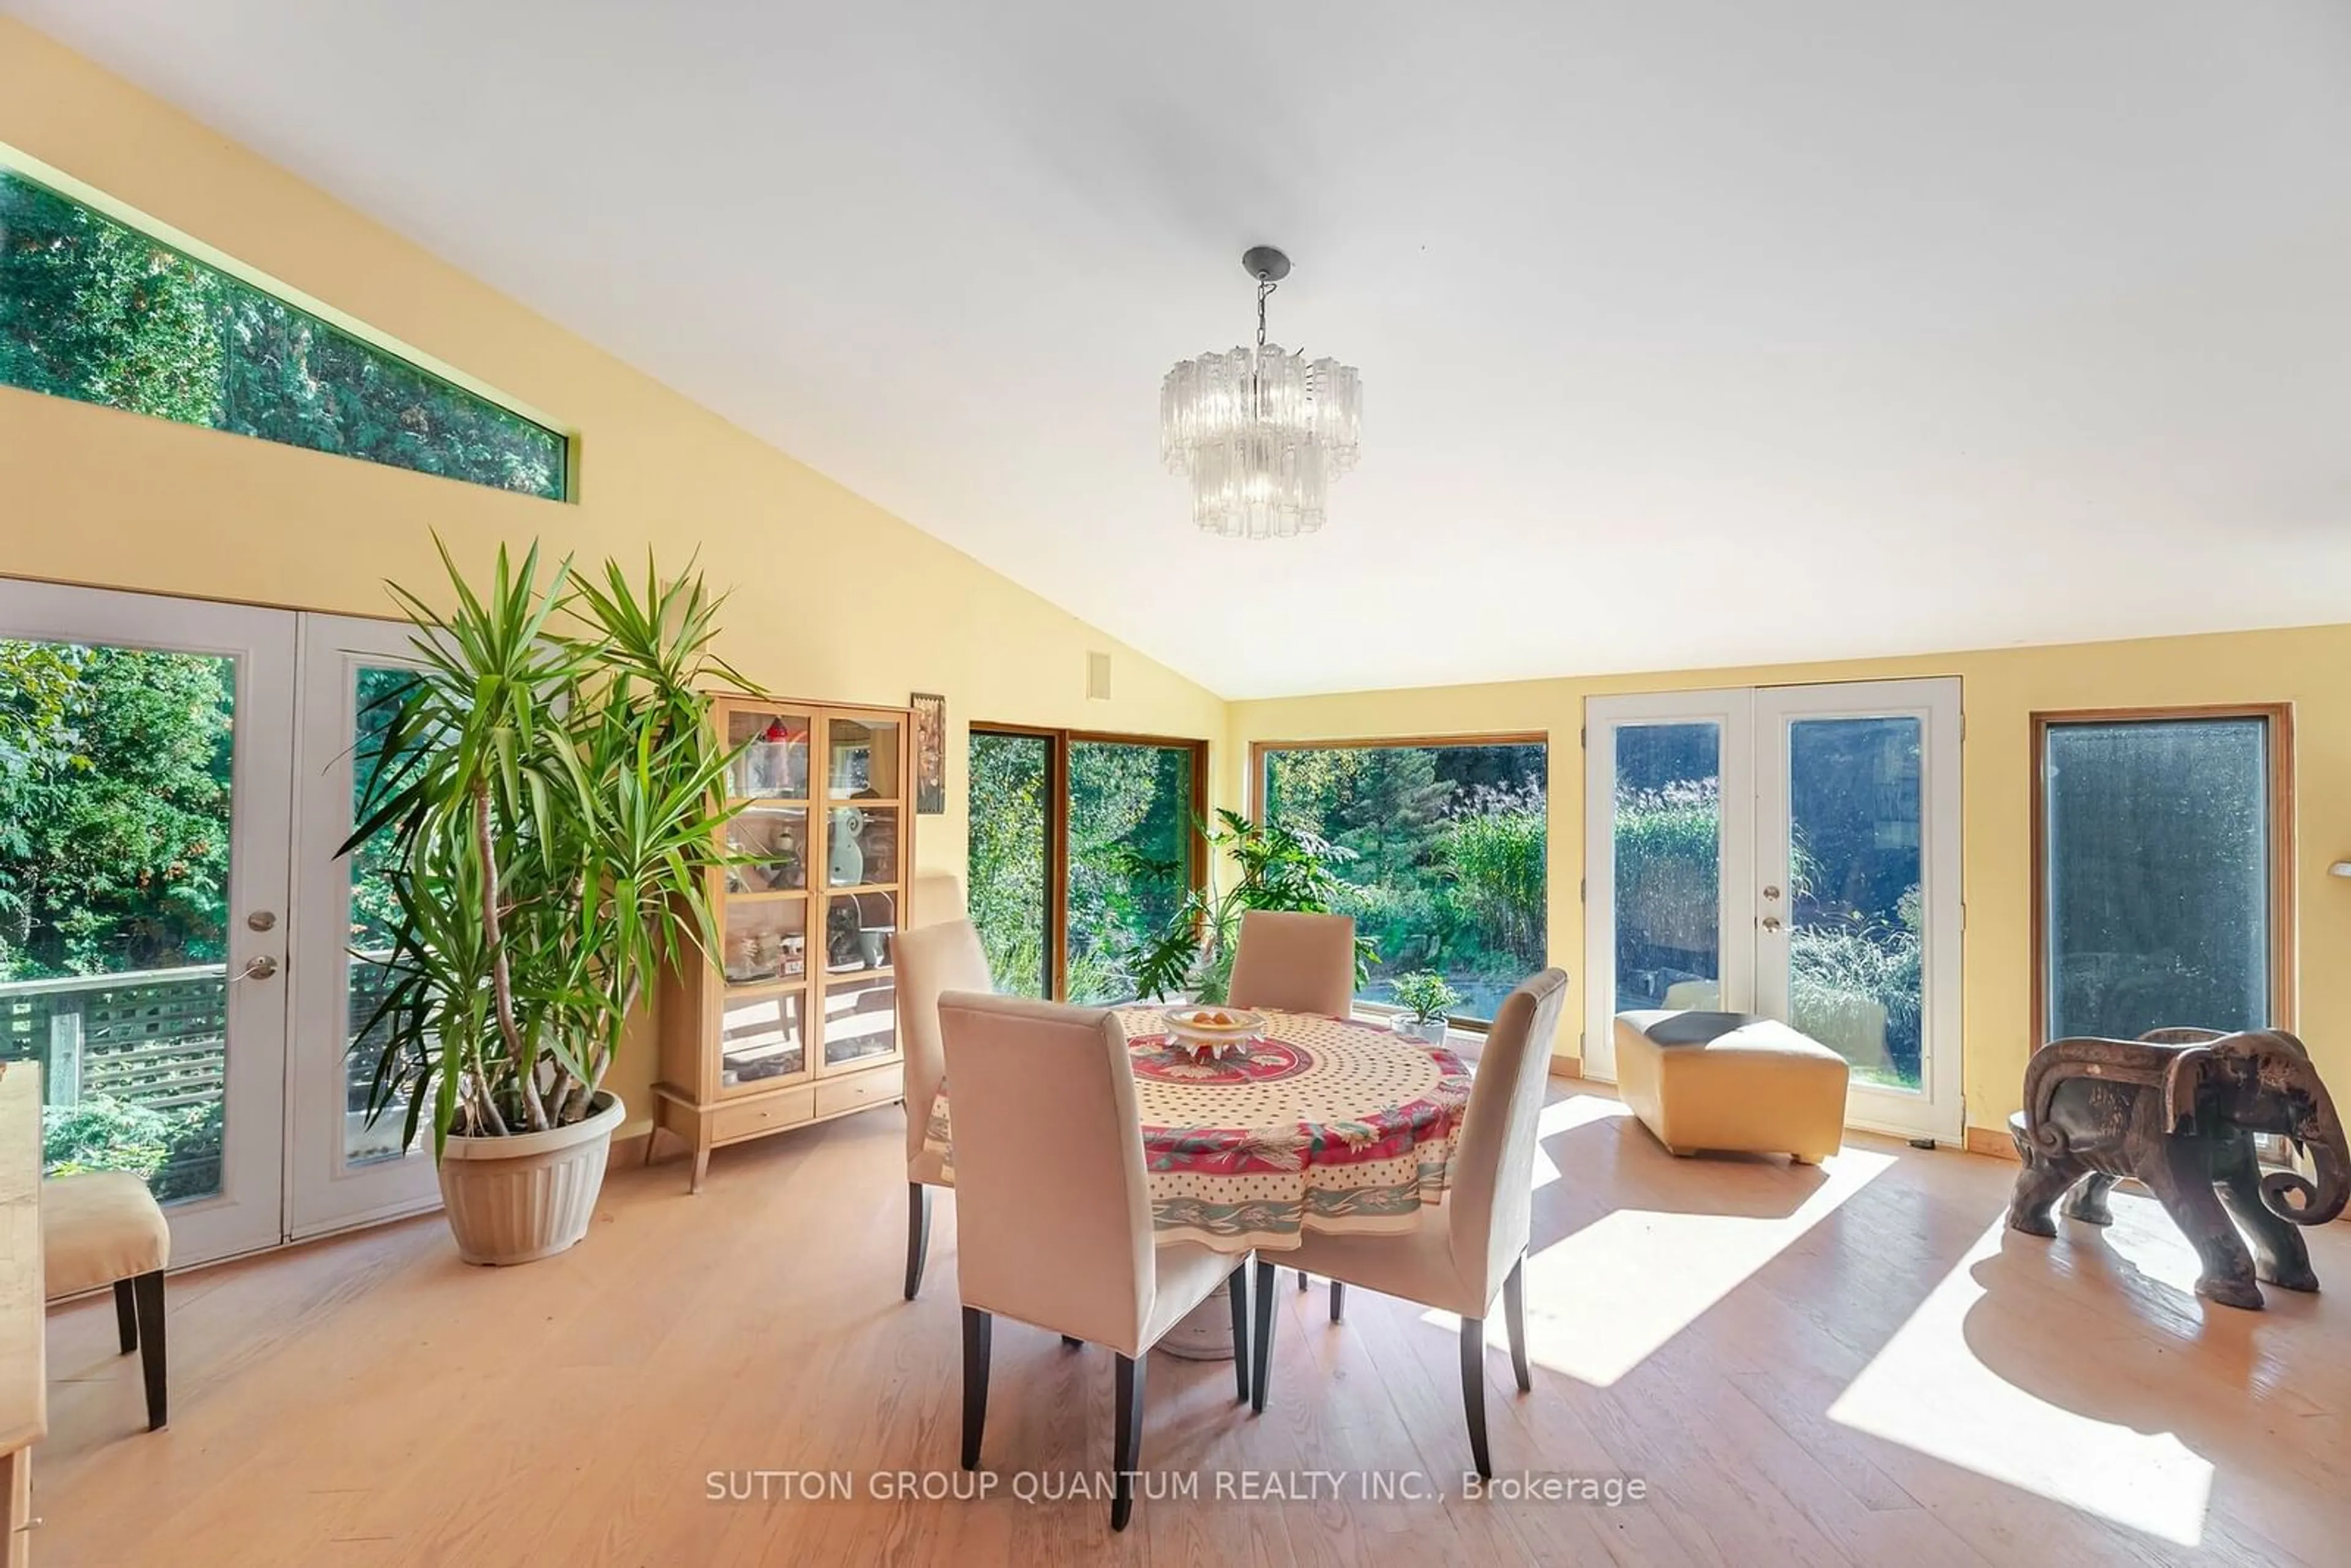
[1584,678,1963,1145]
[1,581,438,1266]
[286,615,439,1238]
[0,580,295,1262]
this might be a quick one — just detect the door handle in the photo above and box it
[236,954,280,981]
[1760,917,1784,933]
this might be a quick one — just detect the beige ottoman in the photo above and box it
[1614,1010,1848,1163]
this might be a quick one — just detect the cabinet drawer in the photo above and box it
[712,1085,815,1144]
[817,1064,905,1120]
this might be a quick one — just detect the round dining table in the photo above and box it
[921,1006,1474,1359]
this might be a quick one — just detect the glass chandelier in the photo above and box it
[1160,247,1362,539]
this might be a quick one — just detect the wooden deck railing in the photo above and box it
[0,964,229,1113]
[0,959,397,1116]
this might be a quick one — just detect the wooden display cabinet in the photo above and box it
[650,697,913,1191]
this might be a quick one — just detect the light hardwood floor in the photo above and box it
[31,1086,2351,1566]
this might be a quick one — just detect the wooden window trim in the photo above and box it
[2029,703,2295,1048]
[970,724,1209,1001]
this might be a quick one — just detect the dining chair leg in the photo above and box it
[1329,1280,1346,1323]
[959,1307,992,1469]
[132,1269,167,1431]
[113,1277,138,1354]
[1503,1253,1532,1394]
[904,1184,932,1300]
[1459,1313,1490,1479]
[1111,1352,1147,1532]
[1225,1264,1251,1403]
[1250,1258,1276,1415]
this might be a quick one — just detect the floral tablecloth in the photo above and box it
[923,1008,1474,1253]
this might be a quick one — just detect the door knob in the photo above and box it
[237,955,280,981]
[1760,916,1784,933]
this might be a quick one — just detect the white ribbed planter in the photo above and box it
[1158,1281,1237,1362]
[437,1093,623,1266]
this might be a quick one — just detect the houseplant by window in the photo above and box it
[1387,970,1463,1046]
[350,540,751,1264]
[1129,809,1376,1003]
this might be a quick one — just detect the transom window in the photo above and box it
[1,159,567,500]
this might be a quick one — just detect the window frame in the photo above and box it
[1,142,574,500]
[968,724,1209,1002]
[2029,703,2296,1048]
[1250,731,1550,1030]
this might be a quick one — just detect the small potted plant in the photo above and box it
[1389,971,1463,1047]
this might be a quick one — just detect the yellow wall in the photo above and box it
[1231,625,2351,1143]
[7,21,2349,1155]
[0,21,1225,1135]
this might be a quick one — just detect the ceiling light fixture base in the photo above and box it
[1240,246,1291,283]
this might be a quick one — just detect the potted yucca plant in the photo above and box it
[348,539,752,1264]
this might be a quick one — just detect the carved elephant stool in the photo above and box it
[2007,1027,2347,1310]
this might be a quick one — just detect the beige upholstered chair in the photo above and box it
[939,991,1250,1531]
[1226,910,1356,1018]
[42,1171,170,1430]
[909,870,966,929]
[1257,967,1569,1478]
[895,916,991,1299]
[1230,910,1355,1302]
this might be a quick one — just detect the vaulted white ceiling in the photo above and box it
[15,1,2351,697]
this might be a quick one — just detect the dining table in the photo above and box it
[922,1006,1474,1360]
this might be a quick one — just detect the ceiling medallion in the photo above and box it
[1160,246,1362,539]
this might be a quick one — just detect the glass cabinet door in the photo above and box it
[720,898,809,989]
[726,707,812,801]
[823,972,899,1068]
[825,715,901,800]
[720,988,806,1092]
[823,804,898,888]
[715,896,810,1095]
[820,888,899,978]
[817,711,906,1072]
[727,806,809,894]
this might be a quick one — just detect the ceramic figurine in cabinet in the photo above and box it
[830,806,867,886]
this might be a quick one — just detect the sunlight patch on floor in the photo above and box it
[1433,1143,1897,1387]
[1529,1093,1632,1187]
[1828,1217,2213,1547]
[2090,1190,2211,1299]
